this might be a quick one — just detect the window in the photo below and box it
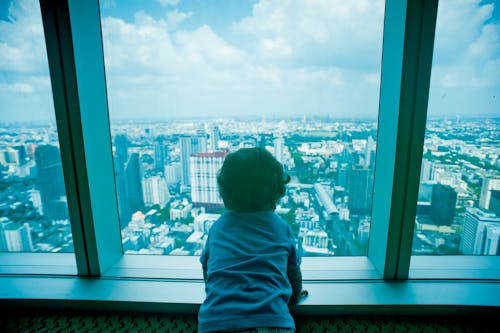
[409,0,500,279]
[100,0,385,258]
[1,0,499,310]
[0,0,76,274]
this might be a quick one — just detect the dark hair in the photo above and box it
[217,147,290,212]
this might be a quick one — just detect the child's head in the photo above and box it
[217,147,290,212]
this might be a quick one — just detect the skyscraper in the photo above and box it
[461,208,500,255]
[479,175,500,210]
[274,135,284,164]
[474,222,500,255]
[420,159,434,182]
[209,126,220,152]
[142,175,170,207]
[348,166,371,215]
[154,136,168,173]
[489,190,500,217]
[114,134,129,167]
[180,136,207,186]
[125,153,144,218]
[0,218,33,252]
[430,183,457,226]
[190,152,227,209]
[114,155,130,229]
[34,145,68,221]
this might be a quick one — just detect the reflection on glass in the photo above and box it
[0,0,73,253]
[100,0,385,256]
[412,0,500,255]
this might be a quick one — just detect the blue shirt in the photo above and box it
[198,211,300,333]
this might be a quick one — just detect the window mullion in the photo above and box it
[395,0,438,279]
[369,0,438,280]
[39,0,90,276]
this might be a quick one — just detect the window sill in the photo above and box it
[0,276,499,315]
[103,255,381,280]
[410,256,500,280]
[0,253,77,275]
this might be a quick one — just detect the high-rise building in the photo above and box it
[34,145,68,221]
[364,136,375,168]
[420,159,434,182]
[114,134,129,167]
[114,155,130,228]
[461,208,500,255]
[154,136,168,173]
[430,183,457,226]
[0,218,33,252]
[479,175,500,210]
[164,163,181,185]
[142,175,170,207]
[28,189,43,216]
[274,135,284,164]
[348,166,371,215]
[489,190,500,217]
[180,136,207,186]
[474,222,500,255]
[125,153,144,217]
[209,126,220,152]
[190,152,227,209]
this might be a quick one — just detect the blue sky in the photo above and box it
[1,0,499,122]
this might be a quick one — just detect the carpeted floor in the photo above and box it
[0,311,496,332]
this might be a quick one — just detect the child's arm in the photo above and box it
[287,265,303,305]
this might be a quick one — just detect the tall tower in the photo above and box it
[179,136,207,186]
[420,159,434,182]
[0,219,33,252]
[142,175,170,207]
[34,145,68,221]
[479,175,500,210]
[430,183,457,226]
[489,190,500,217]
[274,135,284,164]
[348,166,371,215]
[154,136,168,173]
[209,126,220,152]
[114,134,129,167]
[190,152,227,209]
[125,153,144,217]
[460,208,500,255]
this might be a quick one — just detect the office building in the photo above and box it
[489,190,500,217]
[179,136,207,186]
[479,175,500,210]
[154,136,168,173]
[274,135,284,164]
[142,175,170,207]
[430,183,457,226]
[348,166,371,215]
[34,145,68,221]
[190,152,227,209]
[125,153,144,216]
[460,208,500,255]
[0,219,33,252]
[209,126,220,152]
[474,222,500,255]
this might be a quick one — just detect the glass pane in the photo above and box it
[100,0,385,256]
[412,0,500,256]
[0,0,74,253]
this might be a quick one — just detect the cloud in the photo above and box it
[0,0,48,73]
[166,9,192,30]
[157,0,180,7]
[233,0,385,69]
[431,0,500,88]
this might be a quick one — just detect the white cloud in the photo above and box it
[431,0,500,88]
[157,0,180,7]
[166,10,192,30]
[0,0,48,73]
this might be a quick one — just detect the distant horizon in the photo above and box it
[0,114,499,128]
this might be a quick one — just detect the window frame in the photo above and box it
[2,0,500,311]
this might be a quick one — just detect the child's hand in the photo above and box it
[298,290,308,303]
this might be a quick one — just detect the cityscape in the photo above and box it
[0,116,499,256]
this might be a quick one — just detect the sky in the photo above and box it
[0,0,499,122]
